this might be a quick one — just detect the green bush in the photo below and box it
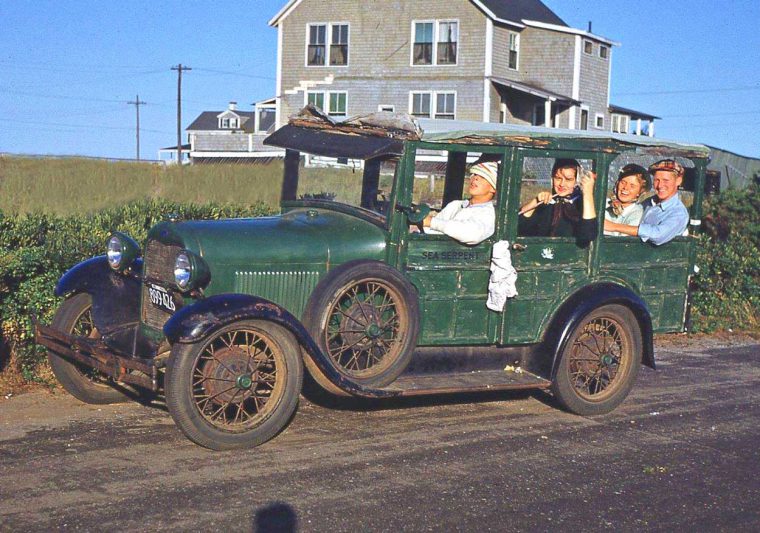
[691,183,759,332]
[0,199,274,380]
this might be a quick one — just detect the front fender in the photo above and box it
[54,256,144,350]
[163,294,398,398]
[544,283,655,380]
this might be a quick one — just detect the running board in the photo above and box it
[382,369,551,397]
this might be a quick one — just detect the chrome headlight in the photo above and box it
[173,250,210,292]
[106,232,141,272]
[174,252,192,290]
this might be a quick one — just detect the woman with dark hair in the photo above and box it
[517,158,597,242]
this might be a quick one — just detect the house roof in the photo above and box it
[269,0,565,27]
[490,77,580,105]
[186,111,257,132]
[609,104,660,121]
[475,0,566,27]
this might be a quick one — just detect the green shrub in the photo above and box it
[0,199,274,380]
[691,184,759,332]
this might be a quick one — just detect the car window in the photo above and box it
[516,156,593,239]
[411,148,500,209]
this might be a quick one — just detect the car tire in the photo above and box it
[303,260,420,390]
[47,293,128,404]
[551,304,642,416]
[165,320,303,450]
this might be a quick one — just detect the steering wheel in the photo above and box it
[396,203,431,234]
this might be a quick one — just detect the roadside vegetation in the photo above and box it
[0,157,757,389]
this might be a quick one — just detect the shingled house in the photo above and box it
[269,0,657,135]
[178,0,657,163]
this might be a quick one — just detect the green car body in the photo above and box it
[37,108,710,450]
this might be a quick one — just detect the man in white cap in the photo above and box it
[422,161,497,245]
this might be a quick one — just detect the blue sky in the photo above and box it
[1,0,758,159]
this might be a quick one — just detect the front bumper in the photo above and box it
[35,322,161,391]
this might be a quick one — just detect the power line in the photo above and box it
[193,67,275,81]
[0,117,172,134]
[617,85,760,96]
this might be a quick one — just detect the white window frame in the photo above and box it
[599,44,609,60]
[329,22,350,67]
[508,31,520,71]
[410,19,459,67]
[579,105,590,130]
[305,90,347,117]
[433,91,457,119]
[306,22,350,67]
[378,104,395,112]
[611,113,629,134]
[594,113,605,129]
[306,91,326,111]
[583,39,593,55]
[327,91,348,117]
[409,91,433,118]
[220,118,230,129]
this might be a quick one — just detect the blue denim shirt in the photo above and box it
[638,194,689,246]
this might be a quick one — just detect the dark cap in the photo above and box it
[649,159,684,177]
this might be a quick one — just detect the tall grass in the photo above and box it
[0,156,284,215]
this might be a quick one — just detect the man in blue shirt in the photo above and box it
[603,159,689,246]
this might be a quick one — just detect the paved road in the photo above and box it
[1,337,758,532]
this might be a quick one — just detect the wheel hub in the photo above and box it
[202,346,252,404]
[340,302,379,348]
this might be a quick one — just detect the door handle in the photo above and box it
[512,243,528,252]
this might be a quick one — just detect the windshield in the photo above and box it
[285,154,400,222]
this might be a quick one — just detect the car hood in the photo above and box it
[147,207,388,269]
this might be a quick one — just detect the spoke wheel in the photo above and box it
[47,293,127,404]
[551,305,642,415]
[324,279,406,379]
[303,261,420,391]
[166,320,302,450]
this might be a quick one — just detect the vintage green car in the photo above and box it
[35,108,709,450]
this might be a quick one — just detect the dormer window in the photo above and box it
[219,116,239,129]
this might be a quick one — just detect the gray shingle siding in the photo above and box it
[578,39,611,131]
[279,0,487,122]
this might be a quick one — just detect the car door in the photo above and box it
[500,148,603,344]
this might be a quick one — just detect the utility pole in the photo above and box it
[127,94,146,160]
[171,64,192,166]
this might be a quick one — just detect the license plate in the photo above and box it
[148,283,177,313]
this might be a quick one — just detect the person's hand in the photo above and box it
[422,213,434,228]
[580,170,596,195]
[536,191,553,204]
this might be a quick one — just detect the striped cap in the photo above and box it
[469,162,498,190]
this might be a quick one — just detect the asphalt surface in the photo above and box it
[0,337,758,532]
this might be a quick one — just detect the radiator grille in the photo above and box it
[234,271,320,318]
[141,240,184,330]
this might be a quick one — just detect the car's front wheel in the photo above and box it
[47,293,128,404]
[551,304,642,415]
[165,320,303,450]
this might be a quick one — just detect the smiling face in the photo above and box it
[552,166,577,197]
[652,170,682,202]
[615,175,645,205]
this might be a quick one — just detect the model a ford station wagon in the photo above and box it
[35,107,710,450]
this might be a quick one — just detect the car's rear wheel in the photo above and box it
[165,320,303,450]
[303,261,420,392]
[551,304,642,415]
[47,293,128,404]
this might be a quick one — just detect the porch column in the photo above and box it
[648,121,655,137]
[636,119,642,136]
[544,99,552,128]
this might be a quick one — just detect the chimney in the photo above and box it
[588,21,593,33]
[228,101,238,111]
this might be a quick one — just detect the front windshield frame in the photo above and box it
[280,149,402,230]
